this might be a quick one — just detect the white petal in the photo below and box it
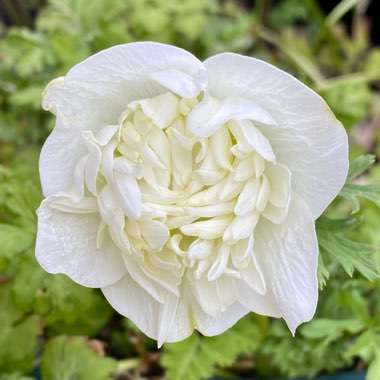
[256,175,271,212]
[180,216,232,240]
[114,173,142,220]
[81,131,102,195]
[49,196,98,214]
[39,124,86,197]
[190,275,237,318]
[157,293,179,347]
[97,185,129,250]
[113,157,142,177]
[204,53,348,218]
[43,43,207,124]
[187,94,276,138]
[231,235,254,268]
[223,212,259,242]
[239,251,266,295]
[149,69,207,98]
[255,191,319,333]
[265,163,291,209]
[207,243,230,281]
[238,120,275,162]
[122,256,166,303]
[188,239,214,261]
[36,196,126,288]
[139,219,169,252]
[234,178,260,216]
[210,125,233,170]
[261,202,288,224]
[183,280,248,336]
[129,92,179,129]
[236,281,281,317]
[102,274,193,343]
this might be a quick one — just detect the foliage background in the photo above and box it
[0,0,379,379]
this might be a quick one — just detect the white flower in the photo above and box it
[36,42,348,345]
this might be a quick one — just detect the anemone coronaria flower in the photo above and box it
[36,42,348,345]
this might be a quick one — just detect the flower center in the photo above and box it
[52,91,291,298]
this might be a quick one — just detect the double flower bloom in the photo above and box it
[36,42,348,345]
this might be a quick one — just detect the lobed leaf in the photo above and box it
[41,335,117,380]
[318,231,378,281]
[161,316,262,380]
[346,154,376,182]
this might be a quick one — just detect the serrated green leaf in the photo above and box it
[161,316,261,380]
[317,253,330,289]
[11,251,112,336]
[41,335,117,380]
[316,216,362,232]
[339,183,380,214]
[347,155,376,182]
[318,231,378,280]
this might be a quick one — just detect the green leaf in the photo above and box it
[344,330,380,361]
[318,231,378,280]
[0,285,41,374]
[339,183,380,214]
[367,350,380,380]
[0,374,34,380]
[316,216,362,233]
[0,224,35,260]
[161,316,262,380]
[321,81,371,128]
[41,335,117,380]
[11,251,112,336]
[317,253,330,289]
[346,154,376,182]
[301,318,365,339]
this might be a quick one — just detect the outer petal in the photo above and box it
[39,124,87,197]
[43,42,208,124]
[185,279,249,337]
[36,195,126,288]
[101,274,193,343]
[255,191,319,333]
[204,53,348,218]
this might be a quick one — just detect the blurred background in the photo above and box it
[0,1,379,379]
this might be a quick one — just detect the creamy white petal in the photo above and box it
[204,52,348,218]
[255,191,319,333]
[183,281,248,336]
[187,94,276,138]
[102,274,193,343]
[265,163,291,209]
[180,216,232,240]
[236,280,281,317]
[129,92,179,129]
[81,131,102,196]
[238,252,266,295]
[43,43,207,122]
[139,219,169,252]
[157,293,180,347]
[39,124,86,197]
[114,173,142,220]
[190,275,238,318]
[36,196,126,288]
[238,120,275,162]
[207,243,230,281]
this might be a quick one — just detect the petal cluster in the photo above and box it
[36,42,348,345]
